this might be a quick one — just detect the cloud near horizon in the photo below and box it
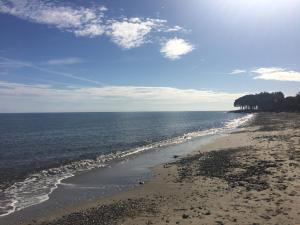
[252,67,300,82]
[0,80,245,112]
[0,0,193,59]
[229,67,300,82]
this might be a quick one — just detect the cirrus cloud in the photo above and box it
[0,0,107,37]
[47,57,83,66]
[230,69,247,75]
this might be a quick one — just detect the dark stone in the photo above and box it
[182,214,189,219]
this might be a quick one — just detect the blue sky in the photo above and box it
[0,0,300,112]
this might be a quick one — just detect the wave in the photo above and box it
[0,113,254,217]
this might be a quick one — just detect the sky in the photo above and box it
[0,0,300,112]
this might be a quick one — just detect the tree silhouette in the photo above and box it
[234,92,300,112]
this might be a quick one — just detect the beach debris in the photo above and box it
[203,210,211,215]
[260,214,271,220]
[182,213,189,219]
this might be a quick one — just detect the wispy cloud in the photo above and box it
[0,0,193,59]
[0,57,103,85]
[0,0,107,37]
[230,69,247,75]
[0,57,27,69]
[0,81,245,112]
[252,67,300,82]
[47,57,83,65]
[160,38,194,60]
[165,25,184,32]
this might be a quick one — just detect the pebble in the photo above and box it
[182,214,189,219]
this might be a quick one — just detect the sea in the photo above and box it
[0,111,253,217]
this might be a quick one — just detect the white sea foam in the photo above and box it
[0,113,254,217]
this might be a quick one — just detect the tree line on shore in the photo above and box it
[234,92,300,112]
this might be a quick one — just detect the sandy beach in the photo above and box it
[2,0,299,224]
[16,113,300,225]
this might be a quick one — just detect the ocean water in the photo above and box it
[0,112,253,217]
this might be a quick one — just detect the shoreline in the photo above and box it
[0,113,252,222]
[3,112,300,225]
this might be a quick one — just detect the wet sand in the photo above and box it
[12,113,300,224]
